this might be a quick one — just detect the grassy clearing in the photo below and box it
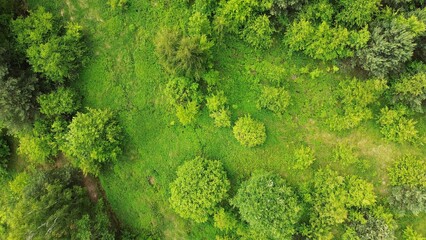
[27,0,426,238]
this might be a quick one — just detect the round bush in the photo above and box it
[233,115,266,147]
[169,157,230,223]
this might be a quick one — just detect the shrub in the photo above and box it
[394,72,426,113]
[232,172,302,239]
[213,208,238,232]
[233,115,266,147]
[12,8,85,82]
[155,28,213,79]
[403,226,426,240]
[170,157,230,223]
[291,145,315,170]
[241,15,274,49]
[333,143,359,166]
[388,155,426,187]
[107,0,128,10]
[206,91,231,127]
[336,0,380,28]
[257,86,290,115]
[64,108,123,176]
[352,207,396,240]
[329,78,387,131]
[37,87,81,117]
[389,186,426,216]
[356,17,417,77]
[165,77,202,125]
[378,106,418,143]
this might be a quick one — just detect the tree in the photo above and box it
[394,72,426,113]
[206,91,231,127]
[257,85,290,115]
[232,171,302,239]
[164,77,202,125]
[389,185,426,216]
[388,155,426,187]
[37,87,81,117]
[403,226,426,240]
[64,108,123,176]
[351,207,396,240]
[336,0,380,28]
[12,7,85,82]
[169,156,230,223]
[241,15,274,49]
[4,168,89,239]
[155,28,213,79]
[3,168,115,239]
[233,115,266,147]
[0,66,38,131]
[378,106,419,143]
[291,145,315,170]
[356,17,417,77]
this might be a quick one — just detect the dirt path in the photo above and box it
[83,174,99,202]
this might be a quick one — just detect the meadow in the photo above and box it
[25,0,426,238]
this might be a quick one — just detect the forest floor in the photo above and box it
[27,0,426,239]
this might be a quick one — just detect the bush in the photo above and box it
[155,28,213,79]
[388,155,426,187]
[378,106,419,143]
[291,145,315,170]
[333,143,359,166]
[389,186,426,216]
[170,157,230,223]
[12,8,85,82]
[329,78,387,131]
[241,15,274,49]
[64,108,123,176]
[393,72,426,113]
[232,172,302,239]
[356,17,417,77]
[37,87,81,117]
[352,207,396,240]
[213,208,238,232]
[233,115,266,147]
[107,0,128,10]
[165,77,202,125]
[206,91,231,127]
[257,86,290,115]
[403,226,426,240]
[336,0,380,28]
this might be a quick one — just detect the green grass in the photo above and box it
[27,0,426,238]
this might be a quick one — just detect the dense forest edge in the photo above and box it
[0,0,425,239]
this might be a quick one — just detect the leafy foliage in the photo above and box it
[356,16,418,77]
[403,226,426,240]
[232,171,302,239]
[378,106,419,143]
[206,91,231,127]
[37,87,81,117]
[241,15,274,49]
[394,72,426,113]
[257,85,290,115]
[351,207,396,240]
[107,0,128,10]
[329,78,387,131]
[0,66,38,131]
[12,7,85,82]
[233,115,266,147]
[291,145,315,170]
[169,157,230,223]
[336,0,380,27]
[165,77,202,125]
[64,108,123,176]
[389,185,426,216]
[285,19,370,60]
[155,28,213,79]
[388,155,426,187]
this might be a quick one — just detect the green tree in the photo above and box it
[257,85,290,115]
[388,155,426,187]
[64,108,123,176]
[155,28,213,79]
[378,106,419,143]
[206,91,231,128]
[169,157,230,223]
[232,172,302,239]
[394,72,426,113]
[356,17,417,77]
[389,186,426,216]
[351,207,396,240]
[403,226,426,240]
[12,8,85,82]
[291,145,315,170]
[241,15,274,49]
[233,115,266,147]
[37,87,81,117]
[336,0,380,28]
[0,66,38,131]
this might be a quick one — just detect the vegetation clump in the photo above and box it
[233,115,266,147]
